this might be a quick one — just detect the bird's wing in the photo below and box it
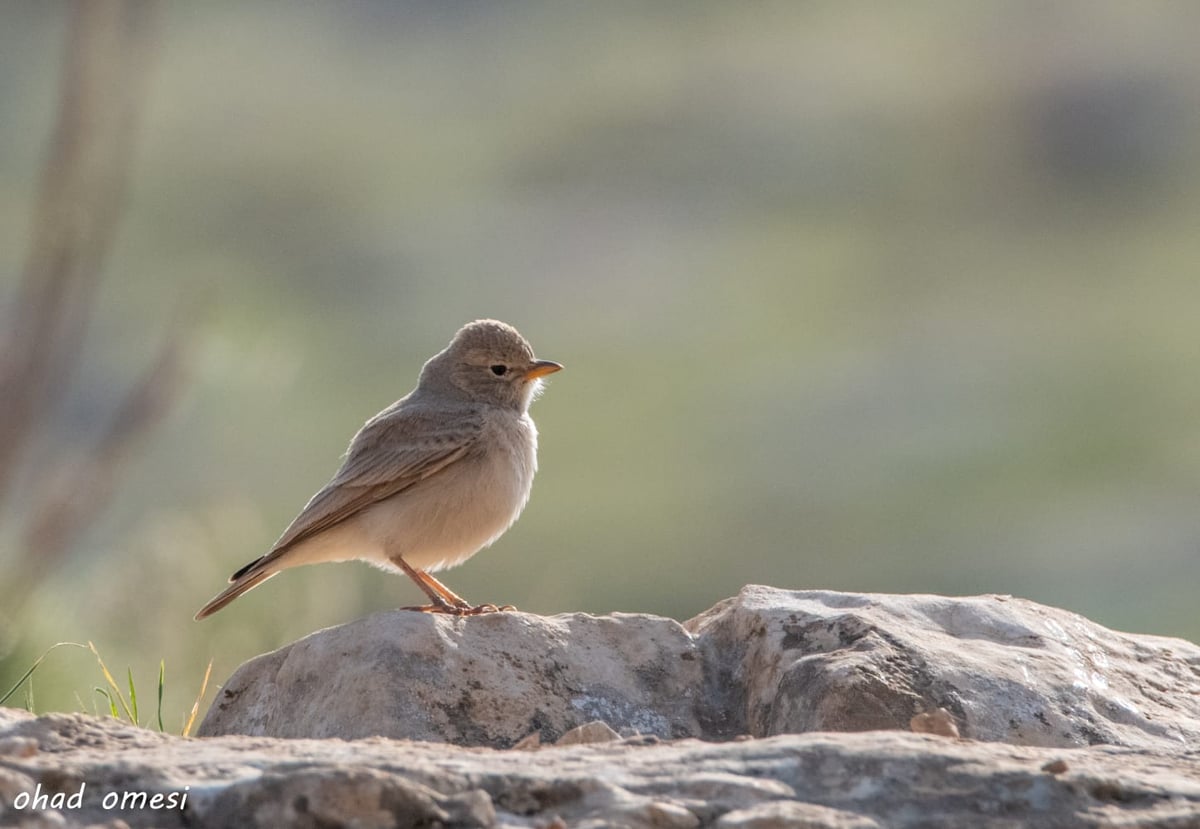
[268,405,483,555]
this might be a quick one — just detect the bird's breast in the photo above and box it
[468,410,539,513]
[368,410,539,572]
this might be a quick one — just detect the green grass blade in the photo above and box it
[157,660,165,732]
[0,642,86,706]
[88,642,135,723]
[127,667,139,725]
[94,687,119,718]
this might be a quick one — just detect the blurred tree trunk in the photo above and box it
[0,0,184,619]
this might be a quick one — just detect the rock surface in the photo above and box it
[200,608,704,744]
[200,586,1200,752]
[3,708,1200,828]
[6,587,1200,827]
[689,587,1200,749]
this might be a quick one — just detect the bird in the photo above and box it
[194,319,561,620]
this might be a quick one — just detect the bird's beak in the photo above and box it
[524,360,563,380]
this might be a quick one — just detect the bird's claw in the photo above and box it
[399,603,516,616]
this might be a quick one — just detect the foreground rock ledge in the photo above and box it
[199,586,1200,751]
[2,710,1200,828]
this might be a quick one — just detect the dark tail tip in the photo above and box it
[194,568,275,620]
[229,555,265,583]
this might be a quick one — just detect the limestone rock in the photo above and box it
[7,586,1200,827]
[685,586,1200,748]
[200,586,1200,752]
[2,711,1200,828]
[199,609,703,745]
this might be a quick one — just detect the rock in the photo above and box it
[512,731,542,750]
[199,609,703,745]
[554,721,622,747]
[8,586,1200,826]
[2,711,1200,828]
[908,708,959,738]
[512,721,622,751]
[685,587,1200,748]
[200,586,1200,752]
[714,801,882,829]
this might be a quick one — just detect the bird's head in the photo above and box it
[420,319,561,411]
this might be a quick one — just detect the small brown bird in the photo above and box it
[195,319,561,620]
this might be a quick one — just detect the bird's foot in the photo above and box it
[465,603,517,614]
[399,603,516,616]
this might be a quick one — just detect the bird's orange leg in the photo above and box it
[393,556,514,615]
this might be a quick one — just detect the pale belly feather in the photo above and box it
[359,411,538,572]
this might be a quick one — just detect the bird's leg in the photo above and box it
[413,570,471,608]
[394,556,466,612]
[393,556,514,615]
[419,570,518,615]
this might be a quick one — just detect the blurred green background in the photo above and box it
[3,1,1200,723]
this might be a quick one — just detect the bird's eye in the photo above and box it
[490,364,508,376]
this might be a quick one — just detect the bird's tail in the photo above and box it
[194,561,277,620]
